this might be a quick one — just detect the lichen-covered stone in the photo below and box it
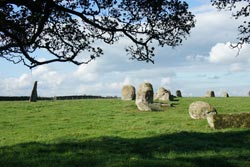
[207,113,250,129]
[189,101,217,119]
[206,90,215,97]
[121,85,136,100]
[154,87,172,101]
[222,92,229,97]
[135,82,154,111]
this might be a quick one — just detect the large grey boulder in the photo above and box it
[205,90,215,97]
[29,81,38,102]
[135,82,154,111]
[189,101,217,119]
[154,87,172,101]
[121,85,136,100]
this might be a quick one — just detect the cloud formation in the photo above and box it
[73,61,100,82]
[0,1,250,97]
[209,42,250,64]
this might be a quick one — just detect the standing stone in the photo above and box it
[176,90,182,97]
[222,92,229,97]
[188,101,217,119]
[29,81,38,102]
[206,90,215,97]
[154,87,172,101]
[135,82,154,111]
[248,91,250,97]
[121,85,136,100]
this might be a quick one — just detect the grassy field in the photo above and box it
[0,97,250,167]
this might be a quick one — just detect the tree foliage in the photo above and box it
[212,0,250,48]
[0,0,195,68]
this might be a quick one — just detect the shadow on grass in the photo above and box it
[1,131,250,167]
[170,101,180,107]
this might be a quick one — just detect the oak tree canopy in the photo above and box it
[0,0,195,68]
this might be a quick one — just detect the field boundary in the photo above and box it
[0,95,119,101]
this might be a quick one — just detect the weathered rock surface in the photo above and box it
[29,81,38,102]
[188,101,217,119]
[154,87,172,101]
[176,90,182,97]
[206,90,215,97]
[135,82,154,111]
[207,113,250,129]
[222,92,229,97]
[121,85,136,100]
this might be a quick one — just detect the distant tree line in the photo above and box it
[0,95,118,101]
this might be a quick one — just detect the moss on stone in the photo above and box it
[207,113,250,129]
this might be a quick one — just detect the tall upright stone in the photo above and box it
[29,81,38,102]
[176,90,182,97]
[121,85,136,100]
[135,82,154,111]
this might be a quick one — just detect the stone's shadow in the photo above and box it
[171,98,180,102]
[1,131,250,167]
[170,101,179,107]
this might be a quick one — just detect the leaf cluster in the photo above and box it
[0,0,195,68]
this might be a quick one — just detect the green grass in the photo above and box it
[0,97,250,167]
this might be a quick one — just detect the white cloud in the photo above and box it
[122,77,132,85]
[186,54,208,62]
[32,65,48,76]
[0,65,65,96]
[16,74,32,88]
[77,83,103,95]
[230,63,244,72]
[0,74,32,96]
[73,61,100,82]
[160,77,172,86]
[1,2,250,97]
[208,75,220,80]
[75,78,129,96]
[208,42,250,64]
[32,66,64,86]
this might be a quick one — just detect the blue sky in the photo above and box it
[0,0,250,97]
